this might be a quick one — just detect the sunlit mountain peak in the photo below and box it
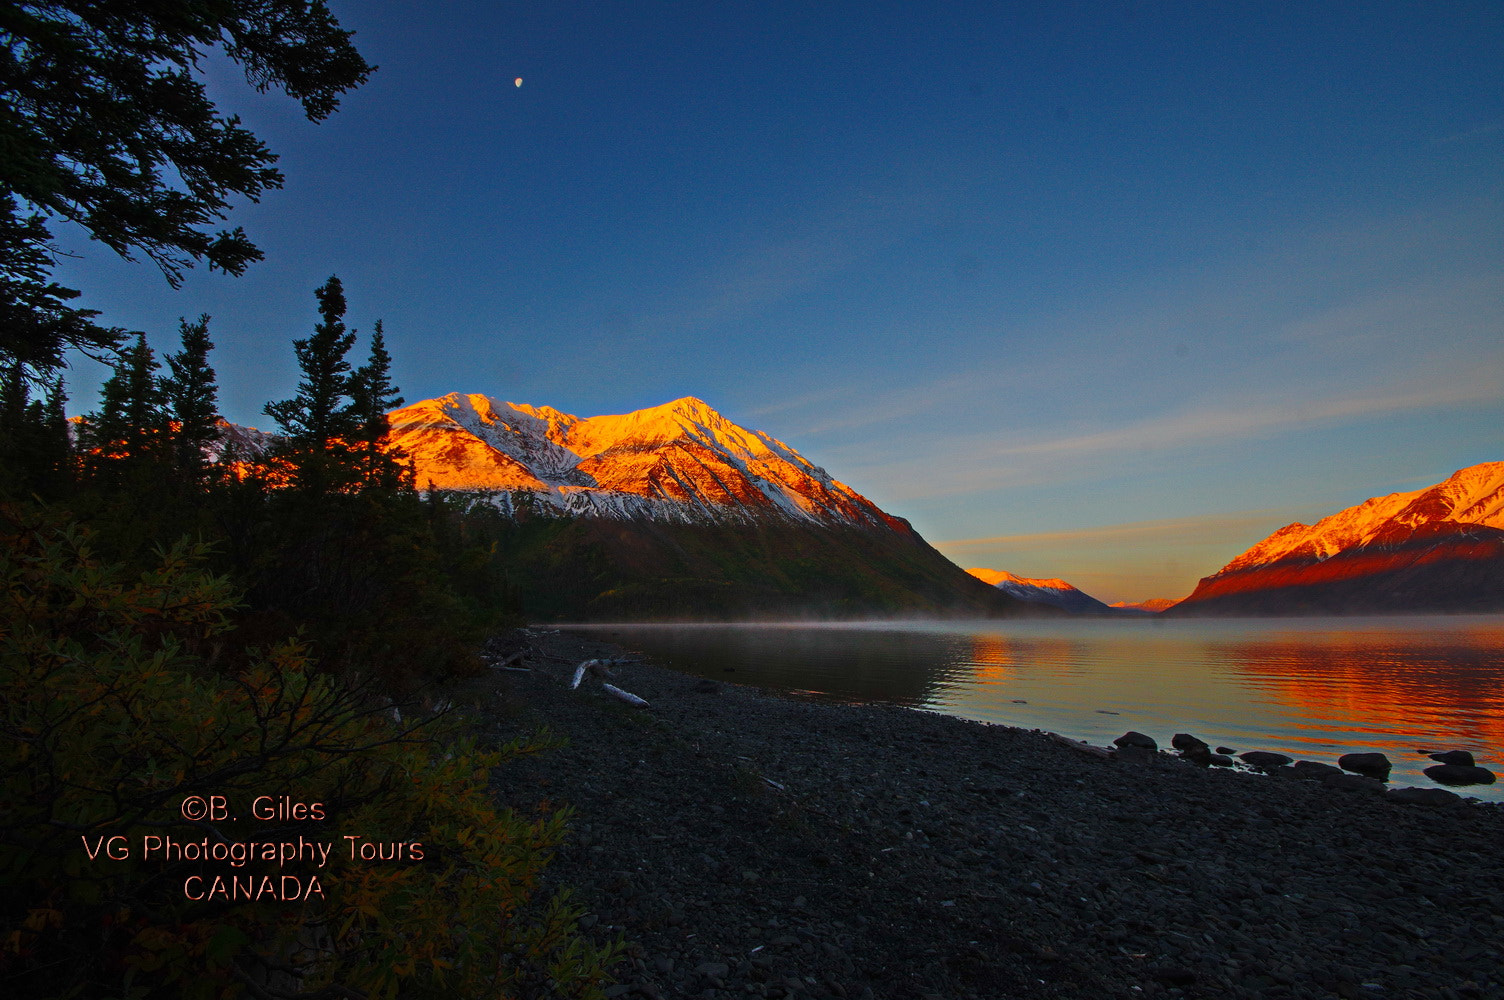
[383,392,908,530]
[1177,460,1504,614]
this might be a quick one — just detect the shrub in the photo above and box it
[0,503,620,998]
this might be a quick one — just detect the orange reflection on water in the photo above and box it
[966,633,1017,683]
[1213,629,1504,753]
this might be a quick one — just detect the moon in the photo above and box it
[514,77,522,87]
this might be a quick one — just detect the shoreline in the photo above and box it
[474,627,1503,1000]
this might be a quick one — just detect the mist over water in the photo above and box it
[570,615,1504,802]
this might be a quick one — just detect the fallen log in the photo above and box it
[602,683,649,708]
[488,650,527,670]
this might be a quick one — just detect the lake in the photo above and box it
[567,615,1504,802]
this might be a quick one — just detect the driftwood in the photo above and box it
[601,683,649,708]
[489,650,527,670]
[570,657,641,689]
[1048,732,1113,760]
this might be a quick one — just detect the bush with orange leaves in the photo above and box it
[0,503,621,999]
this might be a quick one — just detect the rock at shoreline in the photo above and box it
[1113,731,1157,750]
[1291,760,1345,781]
[1240,750,1293,769]
[1388,786,1463,805]
[1172,733,1210,754]
[1338,752,1392,778]
[1424,763,1497,786]
[1428,750,1476,767]
[1207,753,1234,767]
[1215,746,1236,755]
[1324,773,1386,794]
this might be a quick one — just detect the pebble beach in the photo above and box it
[476,628,1504,1000]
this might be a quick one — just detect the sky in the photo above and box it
[53,2,1504,604]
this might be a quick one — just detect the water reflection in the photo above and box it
[601,623,959,707]
[1211,622,1504,763]
[573,616,1504,802]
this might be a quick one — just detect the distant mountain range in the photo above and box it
[383,393,1034,620]
[965,568,1118,614]
[1173,462,1504,615]
[964,569,1181,614]
[1111,598,1179,613]
[203,395,1501,618]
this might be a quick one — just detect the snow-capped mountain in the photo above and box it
[1109,598,1179,614]
[386,393,910,531]
[1175,462,1504,614]
[965,568,1115,614]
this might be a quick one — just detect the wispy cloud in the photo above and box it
[634,167,960,337]
[840,360,1503,502]
[1438,117,1504,143]
[934,508,1311,551]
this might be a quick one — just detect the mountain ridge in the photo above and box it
[382,392,1034,621]
[386,393,908,531]
[1173,462,1504,615]
[965,567,1118,614]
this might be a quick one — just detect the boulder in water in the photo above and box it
[1113,731,1157,751]
[1337,752,1392,778]
[1423,763,1495,786]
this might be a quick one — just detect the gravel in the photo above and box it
[465,628,1504,1000]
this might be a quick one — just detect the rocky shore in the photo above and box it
[471,628,1504,1000]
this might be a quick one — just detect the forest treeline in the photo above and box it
[0,4,617,998]
[0,276,620,1000]
[3,273,513,678]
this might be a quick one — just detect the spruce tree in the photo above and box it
[264,276,359,448]
[162,314,221,482]
[87,333,167,466]
[348,319,408,488]
[351,320,403,445]
[0,366,72,498]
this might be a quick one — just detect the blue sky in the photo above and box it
[54,2,1503,602]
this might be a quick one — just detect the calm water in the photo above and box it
[569,616,1504,802]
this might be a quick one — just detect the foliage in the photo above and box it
[0,196,125,384]
[0,1,373,384]
[0,504,621,999]
[225,486,507,686]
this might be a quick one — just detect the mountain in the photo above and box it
[965,568,1116,614]
[1173,462,1504,615]
[386,393,1035,621]
[1109,599,1179,614]
[386,393,907,529]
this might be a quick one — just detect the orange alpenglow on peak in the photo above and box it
[965,567,1115,614]
[382,392,912,530]
[966,568,1074,591]
[1174,461,1504,614]
[1109,598,1180,613]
